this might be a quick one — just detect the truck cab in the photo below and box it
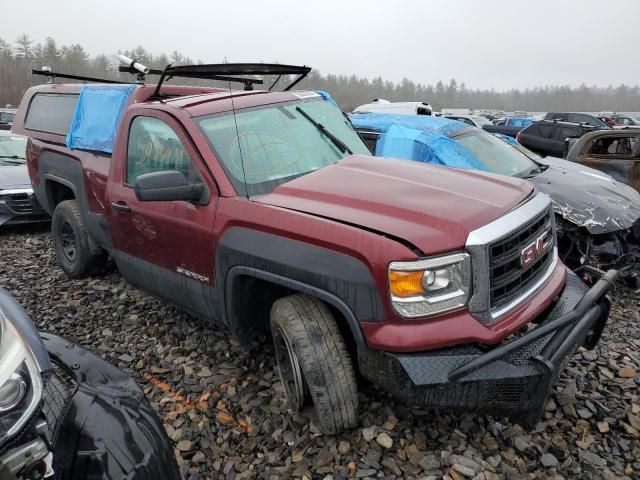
[12,65,615,433]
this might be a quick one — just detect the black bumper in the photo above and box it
[40,333,180,480]
[358,270,615,426]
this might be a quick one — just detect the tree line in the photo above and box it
[2,34,639,113]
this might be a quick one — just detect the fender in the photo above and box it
[217,227,386,345]
[39,152,111,251]
[225,266,365,347]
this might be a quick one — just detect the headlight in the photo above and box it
[389,253,471,318]
[0,306,43,446]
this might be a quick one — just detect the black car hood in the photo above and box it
[531,156,640,234]
[0,164,30,190]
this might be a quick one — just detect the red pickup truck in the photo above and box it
[13,64,615,434]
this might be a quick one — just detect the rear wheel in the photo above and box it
[270,294,359,434]
[52,200,107,278]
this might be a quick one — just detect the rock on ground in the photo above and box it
[1,226,639,479]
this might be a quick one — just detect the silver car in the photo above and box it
[0,131,49,226]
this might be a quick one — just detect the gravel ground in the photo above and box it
[1,226,639,480]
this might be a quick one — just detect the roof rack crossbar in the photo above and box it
[152,63,311,98]
[32,69,126,84]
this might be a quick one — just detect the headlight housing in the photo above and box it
[389,253,471,318]
[0,306,43,446]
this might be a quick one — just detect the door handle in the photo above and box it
[111,201,131,213]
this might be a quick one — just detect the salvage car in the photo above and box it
[0,287,180,479]
[442,113,492,127]
[544,112,611,129]
[350,113,640,285]
[482,116,533,138]
[516,120,605,158]
[12,63,616,433]
[565,128,640,191]
[611,114,640,127]
[0,131,49,227]
[0,109,16,131]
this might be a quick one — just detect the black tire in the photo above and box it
[270,294,359,434]
[51,200,107,278]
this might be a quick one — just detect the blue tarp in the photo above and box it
[66,84,135,154]
[350,113,487,171]
[315,90,338,106]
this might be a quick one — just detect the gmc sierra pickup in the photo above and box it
[12,65,615,434]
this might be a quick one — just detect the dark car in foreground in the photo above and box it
[565,128,640,192]
[0,132,49,226]
[516,120,605,158]
[351,113,640,285]
[0,288,180,479]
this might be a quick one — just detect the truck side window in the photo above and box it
[126,117,201,185]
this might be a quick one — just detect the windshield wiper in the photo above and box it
[0,155,25,164]
[295,107,353,155]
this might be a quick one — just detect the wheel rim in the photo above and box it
[273,327,305,411]
[59,221,78,263]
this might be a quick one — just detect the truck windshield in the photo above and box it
[197,98,371,196]
[451,129,537,177]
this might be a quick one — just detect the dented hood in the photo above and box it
[257,155,533,255]
[532,156,640,234]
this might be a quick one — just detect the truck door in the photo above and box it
[106,111,219,320]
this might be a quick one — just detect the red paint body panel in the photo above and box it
[258,155,533,255]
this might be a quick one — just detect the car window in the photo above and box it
[558,127,581,140]
[572,114,598,126]
[126,116,202,185]
[0,135,27,163]
[588,137,634,156]
[25,93,79,135]
[537,124,555,138]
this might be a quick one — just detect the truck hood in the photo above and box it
[256,155,534,255]
[0,164,31,190]
[532,156,640,234]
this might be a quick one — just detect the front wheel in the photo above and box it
[270,294,359,435]
[52,200,107,278]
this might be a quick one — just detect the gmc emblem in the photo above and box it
[520,229,552,268]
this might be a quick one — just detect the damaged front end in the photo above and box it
[530,156,640,286]
[556,215,640,286]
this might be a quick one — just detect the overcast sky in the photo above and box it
[1,0,638,91]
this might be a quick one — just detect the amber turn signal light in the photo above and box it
[389,270,424,297]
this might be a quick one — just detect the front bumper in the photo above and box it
[358,269,615,426]
[0,191,49,226]
[38,333,180,480]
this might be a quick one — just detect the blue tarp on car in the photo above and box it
[350,113,487,170]
[66,84,135,154]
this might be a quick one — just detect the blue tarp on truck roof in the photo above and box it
[349,113,487,171]
[66,84,135,154]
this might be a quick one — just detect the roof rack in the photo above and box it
[32,62,312,97]
[152,63,311,98]
[32,69,127,84]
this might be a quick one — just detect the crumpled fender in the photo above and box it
[531,156,640,234]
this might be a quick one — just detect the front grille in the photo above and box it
[2,193,40,214]
[489,209,554,310]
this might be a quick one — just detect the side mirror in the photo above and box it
[134,170,208,204]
